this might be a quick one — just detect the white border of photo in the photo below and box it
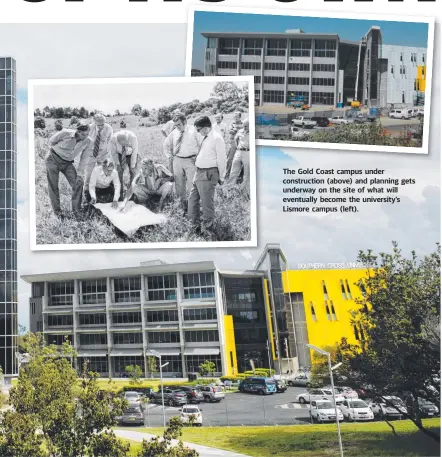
[28,75,257,251]
[185,5,435,155]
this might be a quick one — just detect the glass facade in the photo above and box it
[0,57,17,377]
[224,277,268,373]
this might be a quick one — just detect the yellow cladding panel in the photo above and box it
[264,279,277,361]
[282,269,367,351]
[416,66,426,92]
[223,315,238,376]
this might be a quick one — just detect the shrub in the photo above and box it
[34,116,46,129]
[118,386,154,396]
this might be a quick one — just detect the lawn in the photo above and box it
[33,112,251,245]
[120,419,441,457]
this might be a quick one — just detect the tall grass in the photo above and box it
[34,114,251,245]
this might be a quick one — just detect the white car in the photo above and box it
[310,400,344,423]
[388,109,412,119]
[369,396,407,420]
[291,127,311,140]
[296,388,345,404]
[179,405,203,426]
[340,399,374,421]
[124,391,144,408]
[334,386,358,399]
[328,116,353,125]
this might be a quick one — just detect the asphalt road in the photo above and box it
[135,387,316,427]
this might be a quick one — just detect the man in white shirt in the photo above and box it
[161,109,182,138]
[188,115,226,238]
[120,158,174,212]
[226,119,250,195]
[226,111,243,179]
[78,113,113,203]
[109,130,139,197]
[212,113,229,145]
[163,113,200,212]
[87,158,121,209]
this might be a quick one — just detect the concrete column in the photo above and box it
[42,282,48,333]
[140,274,148,378]
[72,279,79,350]
[335,40,339,107]
[284,38,290,106]
[309,40,314,106]
[237,38,242,76]
[260,47,264,106]
[176,273,186,377]
[106,277,113,377]
[214,271,227,376]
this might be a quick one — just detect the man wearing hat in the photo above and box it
[109,129,139,197]
[226,119,250,195]
[188,115,226,238]
[120,158,174,212]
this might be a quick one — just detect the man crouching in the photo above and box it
[120,158,173,212]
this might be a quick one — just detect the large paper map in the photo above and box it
[94,201,167,237]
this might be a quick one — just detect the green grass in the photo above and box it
[119,419,441,457]
[34,113,251,245]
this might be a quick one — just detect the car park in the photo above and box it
[200,384,225,403]
[118,402,144,426]
[340,399,374,421]
[310,400,344,423]
[296,388,345,404]
[239,377,277,395]
[418,398,439,417]
[168,385,204,404]
[369,396,407,420]
[178,405,203,426]
[151,388,187,407]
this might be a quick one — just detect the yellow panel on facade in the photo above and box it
[223,315,238,376]
[282,269,367,352]
[416,65,426,92]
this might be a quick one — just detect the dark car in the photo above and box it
[311,116,330,127]
[418,398,439,417]
[151,388,187,407]
[168,385,204,404]
[117,402,144,426]
[275,379,287,393]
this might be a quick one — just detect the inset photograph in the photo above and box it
[186,7,434,154]
[28,76,256,249]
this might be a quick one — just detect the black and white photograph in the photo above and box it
[186,7,434,154]
[28,76,256,250]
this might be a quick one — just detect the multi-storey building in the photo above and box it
[201,26,427,108]
[0,57,18,382]
[23,245,370,378]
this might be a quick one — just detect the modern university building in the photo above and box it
[201,26,427,108]
[0,57,18,383]
[23,245,368,378]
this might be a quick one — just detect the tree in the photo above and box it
[34,108,42,117]
[0,333,129,457]
[157,106,172,124]
[198,360,216,378]
[63,107,72,119]
[114,109,121,117]
[34,116,46,129]
[141,108,150,118]
[212,82,241,101]
[131,104,143,116]
[72,107,81,118]
[126,364,143,387]
[69,116,79,126]
[191,69,204,77]
[79,107,88,119]
[54,107,64,119]
[146,356,158,379]
[136,417,198,457]
[339,242,440,442]
[309,344,343,387]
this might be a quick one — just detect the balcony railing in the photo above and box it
[113,291,141,304]
[80,293,106,305]
[48,296,73,307]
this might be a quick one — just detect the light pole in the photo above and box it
[266,340,272,376]
[306,344,344,457]
[146,349,169,429]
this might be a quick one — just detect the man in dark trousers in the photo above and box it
[188,115,226,239]
[46,123,92,217]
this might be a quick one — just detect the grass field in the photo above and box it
[121,419,441,457]
[34,113,251,245]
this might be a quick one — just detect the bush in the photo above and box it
[118,386,154,396]
[243,369,275,377]
[220,374,246,382]
[34,116,46,129]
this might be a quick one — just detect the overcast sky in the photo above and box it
[32,80,246,114]
[0,23,440,330]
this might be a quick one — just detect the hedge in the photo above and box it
[118,386,154,396]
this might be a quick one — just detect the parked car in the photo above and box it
[275,379,287,393]
[418,398,440,417]
[388,109,411,119]
[178,405,203,426]
[117,402,144,426]
[310,116,330,127]
[291,126,311,140]
[286,373,311,387]
[296,388,345,404]
[200,384,225,402]
[123,391,144,408]
[291,116,317,129]
[168,386,204,404]
[239,377,277,395]
[340,399,374,421]
[328,116,353,125]
[151,388,187,407]
[333,387,358,399]
[369,396,407,420]
[310,400,344,423]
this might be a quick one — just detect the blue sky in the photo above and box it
[191,11,429,71]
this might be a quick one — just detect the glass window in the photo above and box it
[290,39,312,57]
[340,280,347,299]
[288,77,310,86]
[146,309,178,322]
[310,302,317,322]
[45,334,73,346]
[287,91,309,105]
[264,62,285,71]
[113,277,141,303]
[330,302,337,321]
[113,356,144,375]
[311,92,335,106]
[182,273,215,299]
[218,61,237,70]
[288,63,310,72]
[314,40,337,58]
[81,279,107,305]
[146,274,177,301]
[47,314,73,327]
[147,331,180,344]
[266,39,286,56]
[79,333,107,346]
[219,39,239,55]
[345,280,352,299]
[263,90,284,104]
[113,332,142,345]
[263,76,285,85]
[78,356,109,376]
[243,39,263,56]
[186,355,221,374]
[312,78,335,87]
[48,281,74,307]
[79,313,107,326]
[112,312,141,324]
[313,64,335,72]
[182,308,217,321]
[325,303,331,321]
[184,330,219,343]
[241,62,261,70]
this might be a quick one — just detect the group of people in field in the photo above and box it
[44,110,250,239]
